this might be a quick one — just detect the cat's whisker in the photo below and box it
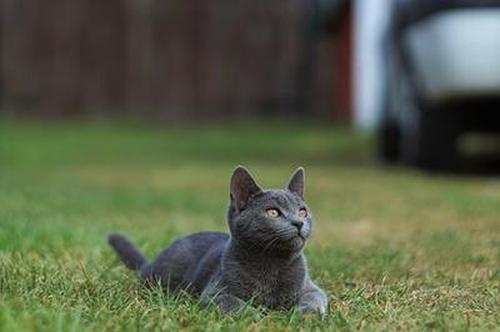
[263,237,280,254]
[276,229,297,240]
[274,228,294,237]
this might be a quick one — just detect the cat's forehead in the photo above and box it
[256,189,304,207]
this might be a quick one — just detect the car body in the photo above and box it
[379,0,500,169]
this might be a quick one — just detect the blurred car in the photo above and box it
[379,0,500,169]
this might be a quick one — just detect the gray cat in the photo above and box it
[108,166,327,315]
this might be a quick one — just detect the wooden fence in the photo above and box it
[0,0,336,121]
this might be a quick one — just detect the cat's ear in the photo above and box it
[287,167,305,198]
[230,166,263,211]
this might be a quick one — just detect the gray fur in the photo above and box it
[108,166,327,315]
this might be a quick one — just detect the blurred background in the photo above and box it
[0,0,350,122]
[2,0,500,172]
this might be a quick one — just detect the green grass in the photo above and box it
[0,120,499,331]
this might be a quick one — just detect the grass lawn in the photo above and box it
[0,121,499,331]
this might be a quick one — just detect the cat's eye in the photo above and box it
[266,208,281,218]
[299,208,308,218]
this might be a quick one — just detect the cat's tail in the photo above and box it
[108,233,147,270]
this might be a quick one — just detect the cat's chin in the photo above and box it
[281,236,306,253]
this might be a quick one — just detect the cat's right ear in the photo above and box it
[287,167,305,198]
[230,166,263,211]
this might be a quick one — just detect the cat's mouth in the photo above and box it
[287,232,307,246]
[290,235,306,251]
[262,229,307,253]
[282,230,306,241]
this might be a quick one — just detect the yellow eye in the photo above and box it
[299,208,308,218]
[266,208,280,218]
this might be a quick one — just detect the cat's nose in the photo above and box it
[291,220,304,231]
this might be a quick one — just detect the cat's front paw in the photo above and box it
[296,290,327,316]
[297,285,328,316]
[296,302,326,316]
[215,294,246,315]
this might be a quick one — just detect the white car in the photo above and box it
[379,0,500,169]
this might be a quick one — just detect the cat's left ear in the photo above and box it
[287,167,305,198]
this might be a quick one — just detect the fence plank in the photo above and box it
[0,0,334,120]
